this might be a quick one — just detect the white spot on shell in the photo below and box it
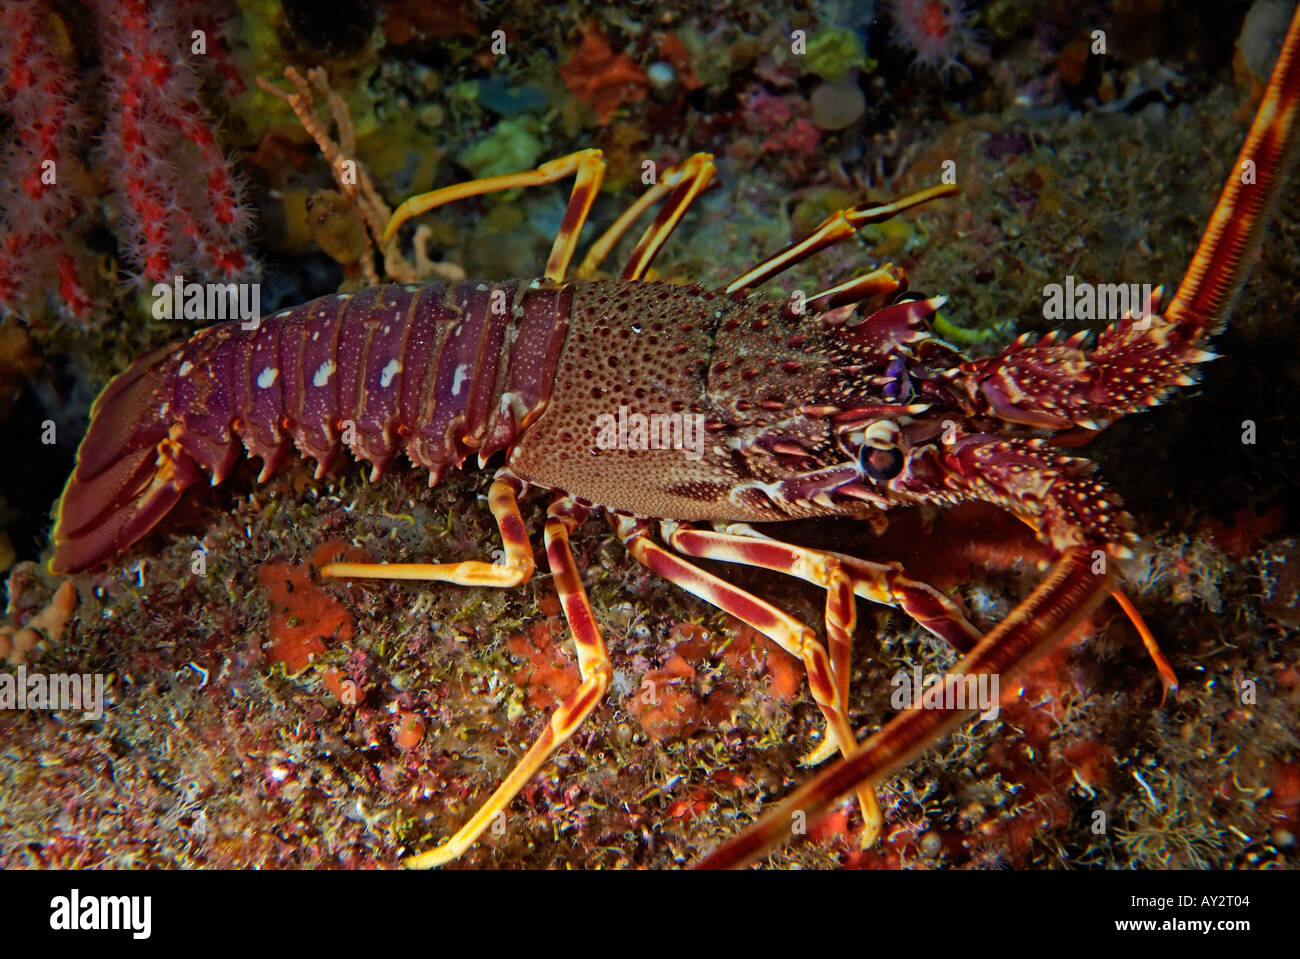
[257,367,278,389]
[452,363,469,396]
[178,361,194,377]
[380,359,400,388]
[313,360,335,388]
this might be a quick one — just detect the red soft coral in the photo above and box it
[0,0,255,324]
[0,2,91,319]
[93,0,253,286]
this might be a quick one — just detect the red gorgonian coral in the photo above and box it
[0,0,254,324]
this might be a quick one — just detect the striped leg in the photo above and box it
[404,495,612,868]
[805,265,908,313]
[382,148,607,283]
[575,153,717,280]
[698,546,1113,868]
[1112,590,1177,699]
[320,472,533,587]
[662,521,982,765]
[671,522,982,651]
[612,515,882,845]
[726,183,957,294]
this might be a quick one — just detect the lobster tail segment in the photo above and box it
[1166,1,1300,337]
[49,345,202,574]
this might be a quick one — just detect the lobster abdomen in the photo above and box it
[50,281,573,573]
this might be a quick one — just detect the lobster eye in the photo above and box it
[859,445,904,481]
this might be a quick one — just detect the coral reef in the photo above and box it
[559,20,650,125]
[887,0,986,81]
[0,579,76,666]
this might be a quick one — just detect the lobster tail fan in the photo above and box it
[49,345,200,574]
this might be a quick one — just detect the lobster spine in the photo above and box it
[50,282,572,573]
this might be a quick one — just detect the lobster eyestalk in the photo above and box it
[696,544,1115,869]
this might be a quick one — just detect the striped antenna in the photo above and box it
[1167,3,1300,336]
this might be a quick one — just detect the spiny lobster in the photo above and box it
[49,7,1300,868]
